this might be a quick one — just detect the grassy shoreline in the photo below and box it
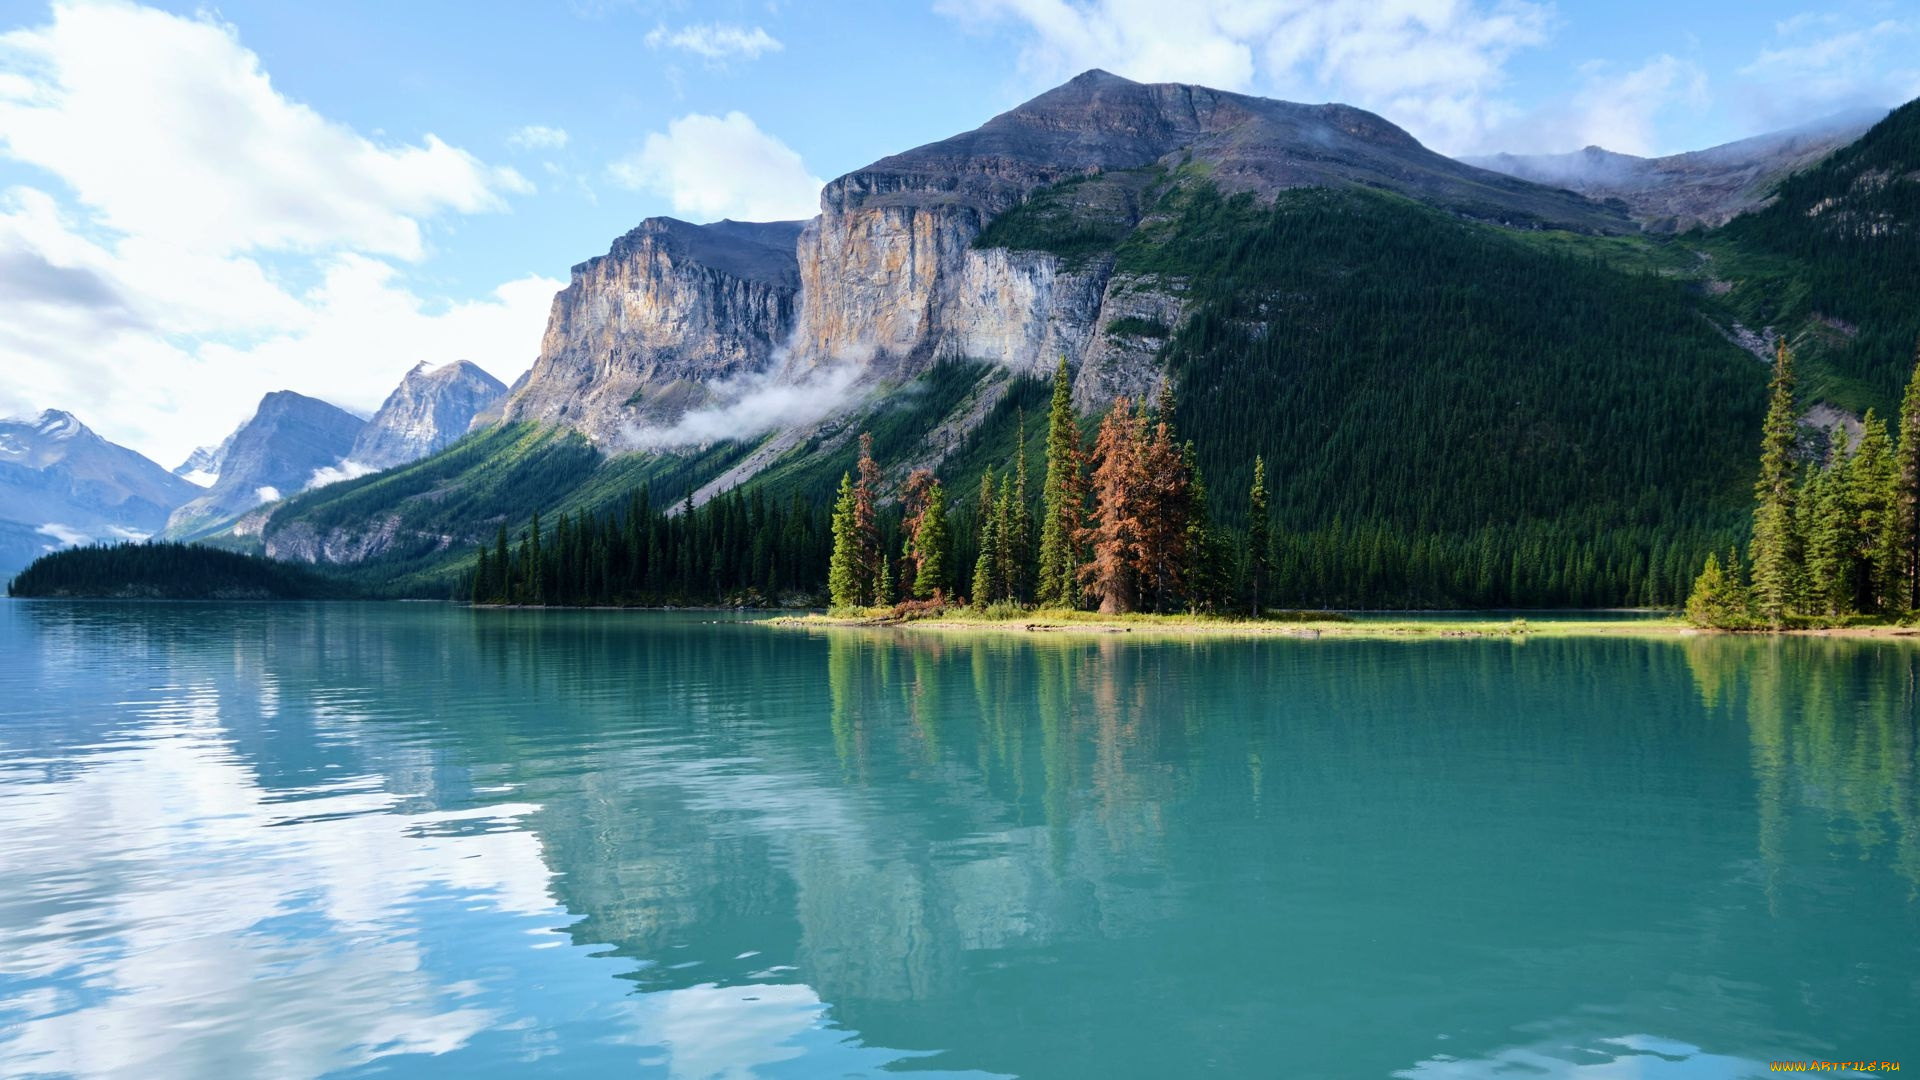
[767,609,1920,640]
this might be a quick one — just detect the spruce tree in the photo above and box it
[1895,342,1920,612]
[1748,341,1801,625]
[1010,410,1033,602]
[912,479,949,600]
[1803,433,1857,616]
[853,433,882,591]
[1246,455,1271,617]
[972,470,1000,609]
[1035,358,1083,609]
[472,546,489,605]
[1849,412,1897,613]
[1079,400,1144,615]
[828,473,862,609]
[1685,551,1750,628]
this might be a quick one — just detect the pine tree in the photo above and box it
[1182,443,1226,612]
[1079,401,1145,615]
[1849,412,1898,613]
[528,509,545,605]
[853,433,882,592]
[1135,401,1191,612]
[1748,341,1801,625]
[1246,455,1271,617]
[1010,410,1033,602]
[1895,341,1920,612]
[1803,433,1857,617]
[912,478,949,600]
[972,470,1000,609]
[494,525,509,603]
[828,472,862,609]
[1685,550,1750,628]
[472,546,489,605]
[1035,357,1084,609]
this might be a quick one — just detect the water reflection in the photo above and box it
[1,604,1916,1078]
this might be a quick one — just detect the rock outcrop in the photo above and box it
[351,360,506,470]
[0,410,195,576]
[496,218,805,445]
[789,69,1622,387]
[164,391,365,540]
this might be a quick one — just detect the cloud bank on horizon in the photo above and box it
[0,0,1914,467]
[0,0,564,466]
[943,0,1919,157]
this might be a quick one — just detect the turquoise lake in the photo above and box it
[1,602,1915,1078]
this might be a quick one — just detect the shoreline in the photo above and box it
[766,612,1920,640]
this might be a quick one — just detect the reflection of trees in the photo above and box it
[54,604,1913,1077]
[1685,636,1920,901]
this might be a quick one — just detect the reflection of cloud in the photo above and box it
[1397,1033,1766,1078]
[0,683,557,1079]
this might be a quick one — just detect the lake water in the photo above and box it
[1,603,1915,1078]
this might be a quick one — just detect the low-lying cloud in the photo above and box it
[623,362,864,452]
[307,459,378,490]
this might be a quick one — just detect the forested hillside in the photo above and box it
[211,90,1920,611]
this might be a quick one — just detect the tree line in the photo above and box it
[1688,341,1920,627]
[828,358,1278,616]
[471,485,832,606]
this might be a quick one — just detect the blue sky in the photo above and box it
[1,0,1915,464]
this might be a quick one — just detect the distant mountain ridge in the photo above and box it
[1,409,194,578]
[164,391,365,540]
[351,360,507,470]
[1462,108,1884,230]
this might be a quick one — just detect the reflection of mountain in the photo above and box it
[11,607,1919,1077]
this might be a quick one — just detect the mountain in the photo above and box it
[1707,98,1920,410]
[351,360,508,470]
[173,444,223,487]
[1462,108,1883,230]
[164,391,365,540]
[0,409,195,579]
[497,219,804,445]
[490,71,1628,451]
[244,74,1920,607]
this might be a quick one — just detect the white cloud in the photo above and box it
[941,0,1553,153]
[0,0,528,261]
[0,2,559,468]
[508,124,570,151]
[624,361,863,451]
[1736,16,1919,128]
[608,111,823,222]
[644,23,783,61]
[1479,53,1710,157]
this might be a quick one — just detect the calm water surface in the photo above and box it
[1,602,1916,1078]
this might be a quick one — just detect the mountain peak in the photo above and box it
[34,409,86,440]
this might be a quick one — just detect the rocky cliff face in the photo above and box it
[789,70,1620,387]
[1462,108,1883,230]
[1,410,195,576]
[496,218,805,445]
[351,360,507,470]
[487,71,1625,463]
[165,391,365,539]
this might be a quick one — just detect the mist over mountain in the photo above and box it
[1461,107,1885,230]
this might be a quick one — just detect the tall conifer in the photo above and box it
[1894,342,1920,611]
[828,473,862,609]
[1749,341,1801,625]
[1036,358,1084,609]
[1246,455,1271,617]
